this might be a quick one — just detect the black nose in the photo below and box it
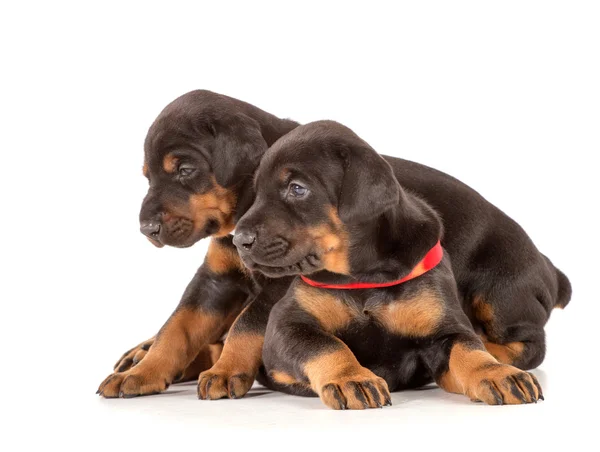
[233,231,256,251]
[140,220,161,239]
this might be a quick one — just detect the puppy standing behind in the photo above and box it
[234,120,570,409]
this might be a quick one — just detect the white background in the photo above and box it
[1,1,599,451]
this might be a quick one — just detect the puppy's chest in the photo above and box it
[296,284,443,340]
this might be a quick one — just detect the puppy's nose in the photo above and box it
[140,220,161,239]
[233,230,257,251]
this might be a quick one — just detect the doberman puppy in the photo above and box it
[233,120,571,408]
[98,90,299,398]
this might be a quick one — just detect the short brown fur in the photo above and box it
[205,238,247,275]
[307,208,350,275]
[484,341,525,365]
[374,289,444,337]
[304,347,391,409]
[295,284,356,332]
[197,332,264,400]
[162,154,179,173]
[438,342,540,404]
[190,177,237,237]
[270,370,306,386]
[98,308,235,398]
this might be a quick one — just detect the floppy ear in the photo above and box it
[338,146,401,224]
[211,114,268,187]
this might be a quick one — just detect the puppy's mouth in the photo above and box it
[241,253,323,278]
[147,217,222,249]
[146,236,165,248]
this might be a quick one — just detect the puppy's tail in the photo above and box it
[554,267,572,309]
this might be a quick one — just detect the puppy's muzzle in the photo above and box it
[233,228,290,263]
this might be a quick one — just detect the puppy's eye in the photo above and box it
[288,183,308,198]
[178,164,195,178]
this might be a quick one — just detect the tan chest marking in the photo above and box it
[295,284,357,332]
[205,238,247,275]
[371,289,444,337]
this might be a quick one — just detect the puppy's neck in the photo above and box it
[315,188,443,285]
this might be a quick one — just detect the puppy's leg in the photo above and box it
[98,237,249,398]
[198,278,291,400]
[427,334,543,404]
[262,297,391,410]
[473,295,547,370]
[113,338,221,382]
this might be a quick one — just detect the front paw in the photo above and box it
[197,368,255,400]
[318,370,391,410]
[113,337,155,373]
[97,368,170,398]
[468,364,543,405]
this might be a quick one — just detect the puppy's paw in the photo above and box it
[97,367,170,398]
[468,364,543,405]
[113,337,155,373]
[318,370,391,410]
[197,368,254,400]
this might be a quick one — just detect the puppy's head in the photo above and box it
[234,120,400,277]
[139,90,267,248]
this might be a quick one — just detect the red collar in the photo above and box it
[300,241,443,290]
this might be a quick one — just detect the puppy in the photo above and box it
[98,90,298,398]
[234,120,570,409]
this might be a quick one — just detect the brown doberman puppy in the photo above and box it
[232,120,570,409]
[98,90,298,398]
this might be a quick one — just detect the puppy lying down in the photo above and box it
[232,120,568,409]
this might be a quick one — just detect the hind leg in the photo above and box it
[473,296,547,370]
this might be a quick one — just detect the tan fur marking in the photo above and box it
[162,154,179,173]
[189,176,237,237]
[374,289,444,337]
[295,284,356,332]
[205,238,247,275]
[142,162,149,177]
[98,308,240,398]
[208,343,224,364]
[303,346,391,409]
[473,296,502,341]
[307,207,350,275]
[270,370,305,386]
[177,344,223,382]
[150,309,234,367]
[473,296,494,324]
[438,342,540,404]
[211,333,264,375]
[279,168,290,182]
[484,341,525,365]
[439,343,498,395]
[197,332,264,399]
[304,347,369,392]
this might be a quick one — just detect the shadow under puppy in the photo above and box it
[234,120,567,409]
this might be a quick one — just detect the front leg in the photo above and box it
[427,334,543,405]
[198,277,292,400]
[97,237,250,398]
[262,296,391,410]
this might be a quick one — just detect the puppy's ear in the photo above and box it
[338,147,401,223]
[211,114,267,187]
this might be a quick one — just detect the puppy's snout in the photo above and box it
[233,230,257,251]
[140,220,161,239]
